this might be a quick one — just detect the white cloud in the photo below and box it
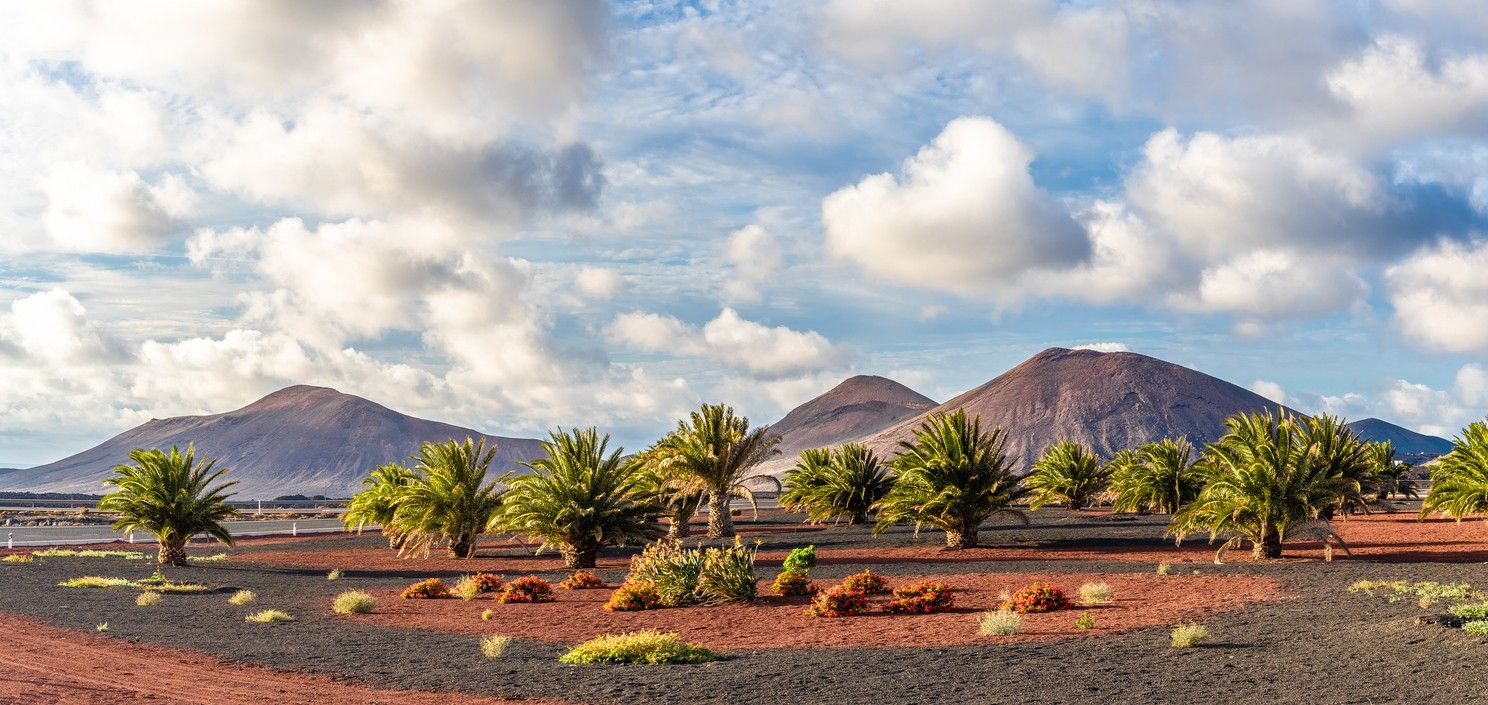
[1,288,117,363]
[822,117,1088,297]
[42,163,193,251]
[1072,342,1130,353]
[1249,379,1288,405]
[722,224,782,302]
[1386,238,1488,352]
[1327,36,1488,144]
[575,267,624,299]
[607,308,841,379]
[1182,250,1367,319]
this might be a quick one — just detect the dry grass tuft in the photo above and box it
[332,590,376,615]
[1170,623,1208,648]
[229,589,256,606]
[978,609,1023,636]
[327,568,343,581]
[136,591,162,607]
[1077,581,1111,605]
[245,609,294,623]
[480,634,512,659]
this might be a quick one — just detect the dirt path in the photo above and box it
[0,613,568,705]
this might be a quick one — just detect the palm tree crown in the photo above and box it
[873,410,1029,549]
[392,437,503,559]
[781,443,895,525]
[1108,438,1201,514]
[98,444,237,566]
[1366,440,1418,501]
[496,427,662,568]
[344,463,416,548]
[1420,420,1488,521]
[651,403,780,538]
[1026,440,1108,510]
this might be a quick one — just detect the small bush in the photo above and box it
[455,572,505,600]
[1156,562,1172,576]
[558,570,607,590]
[698,540,759,604]
[1074,612,1096,630]
[498,575,554,603]
[332,590,376,615]
[627,540,706,607]
[481,634,512,659]
[1078,581,1112,605]
[191,553,229,562]
[558,630,715,665]
[1464,620,1488,636]
[884,580,955,614]
[1419,595,1434,609]
[805,585,870,618]
[605,581,663,612]
[1403,582,1474,600]
[978,609,1022,636]
[1001,582,1073,614]
[245,609,294,623]
[2,553,34,563]
[772,571,817,596]
[136,591,162,607]
[229,589,256,606]
[35,548,146,560]
[781,545,818,574]
[1170,622,1208,648]
[134,573,210,594]
[839,569,890,595]
[1448,602,1488,622]
[59,576,133,589]
[326,569,343,581]
[402,578,452,599]
[481,609,494,621]
[95,622,109,633]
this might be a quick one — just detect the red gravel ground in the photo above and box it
[0,613,570,705]
[350,571,1283,650]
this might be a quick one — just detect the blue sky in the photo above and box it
[3,1,1488,466]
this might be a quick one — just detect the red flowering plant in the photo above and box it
[497,575,555,603]
[467,572,504,593]
[559,570,608,590]
[883,580,956,614]
[604,581,662,612]
[772,571,817,597]
[1000,582,1072,613]
[839,569,891,595]
[804,585,870,618]
[401,578,452,599]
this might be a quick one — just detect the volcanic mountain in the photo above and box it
[755,375,937,475]
[1346,417,1453,462]
[859,347,1296,468]
[0,385,544,499]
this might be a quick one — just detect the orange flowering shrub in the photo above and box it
[401,578,451,599]
[772,571,817,596]
[559,570,608,590]
[839,569,891,595]
[604,581,663,611]
[466,573,504,593]
[497,575,555,603]
[1000,582,1072,613]
[805,585,869,618]
[883,580,955,614]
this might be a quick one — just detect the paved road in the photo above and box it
[2,518,350,547]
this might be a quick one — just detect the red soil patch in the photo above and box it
[0,613,568,705]
[351,571,1282,650]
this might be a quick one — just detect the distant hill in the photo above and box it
[0,385,544,499]
[860,347,1297,469]
[1347,417,1453,462]
[756,375,936,475]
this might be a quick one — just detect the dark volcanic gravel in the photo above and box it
[2,510,1486,704]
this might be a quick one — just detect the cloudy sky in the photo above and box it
[3,0,1488,466]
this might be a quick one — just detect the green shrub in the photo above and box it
[402,578,451,599]
[1403,582,1474,600]
[605,581,663,612]
[781,545,817,574]
[1074,612,1096,630]
[557,630,715,664]
[59,576,133,589]
[698,539,758,603]
[2,553,34,563]
[839,569,890,595]
[245,609,294,623]
[35,548,146,560]
[481,634,512,659]
[326,569,343,581]
[978,609,1022,636]
[627,540,706,606]
[1448,602,1488,622]
[1078,581,1112,605]
[229,589,256,606]
[1170,623,1208,648]
[136,591,162,607]
[772,571,816,596]
[498,575,555,603]
[1464,620,1488,636]
[332,590,376,615]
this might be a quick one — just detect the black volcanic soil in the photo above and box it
[1,510,1486,704]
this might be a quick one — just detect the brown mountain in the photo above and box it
[0,385,544,499]
[860,347,1295,467]
[756,375,937,475]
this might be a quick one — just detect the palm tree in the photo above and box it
[344,463,415,549]
[98,445,237,566]
[634,443,708,539]
[392,437,504,559]
[873,410,1029,549]
[780,443,895,525]
[1108,438,1202,514]
[1420,421,1488,521]
[495,427,663,568]
[1169,410,1362,560]
[1305,414,1376,518]
[1026,440,1108,510]
[1366,441,1418,502]
[651,404,780,538]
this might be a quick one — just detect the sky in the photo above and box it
[3,0,1488,466]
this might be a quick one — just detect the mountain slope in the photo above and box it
[861,347,1295,468]
[756,375,936,475]
[0,385,544,499]
[1347,418,1453,461]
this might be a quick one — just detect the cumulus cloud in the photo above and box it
[1386,238,1488,352]
[1182,250,1367,319]
[607,308,841,379]
[1072,342,1130,353]
[1249,379,1288,405]
[822,117,1089,297]
[1327,36,1488,144]
[575,267,624,299]
[42,164,194,251]
[1,288,118,363]
[722,224,782,302]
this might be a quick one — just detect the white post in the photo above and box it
[127,531,134,544]
[257,499,262,515]
[292,522,298,537]
[6,533,11,549]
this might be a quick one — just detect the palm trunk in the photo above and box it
[707,492,734,539]
[848,511,866,526]
[561,543,599,569]
[157,541,187,567]
[448,531,477,559]
[944,523,978,549]
[667,506,694,540]
[1251,534,1283,559]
